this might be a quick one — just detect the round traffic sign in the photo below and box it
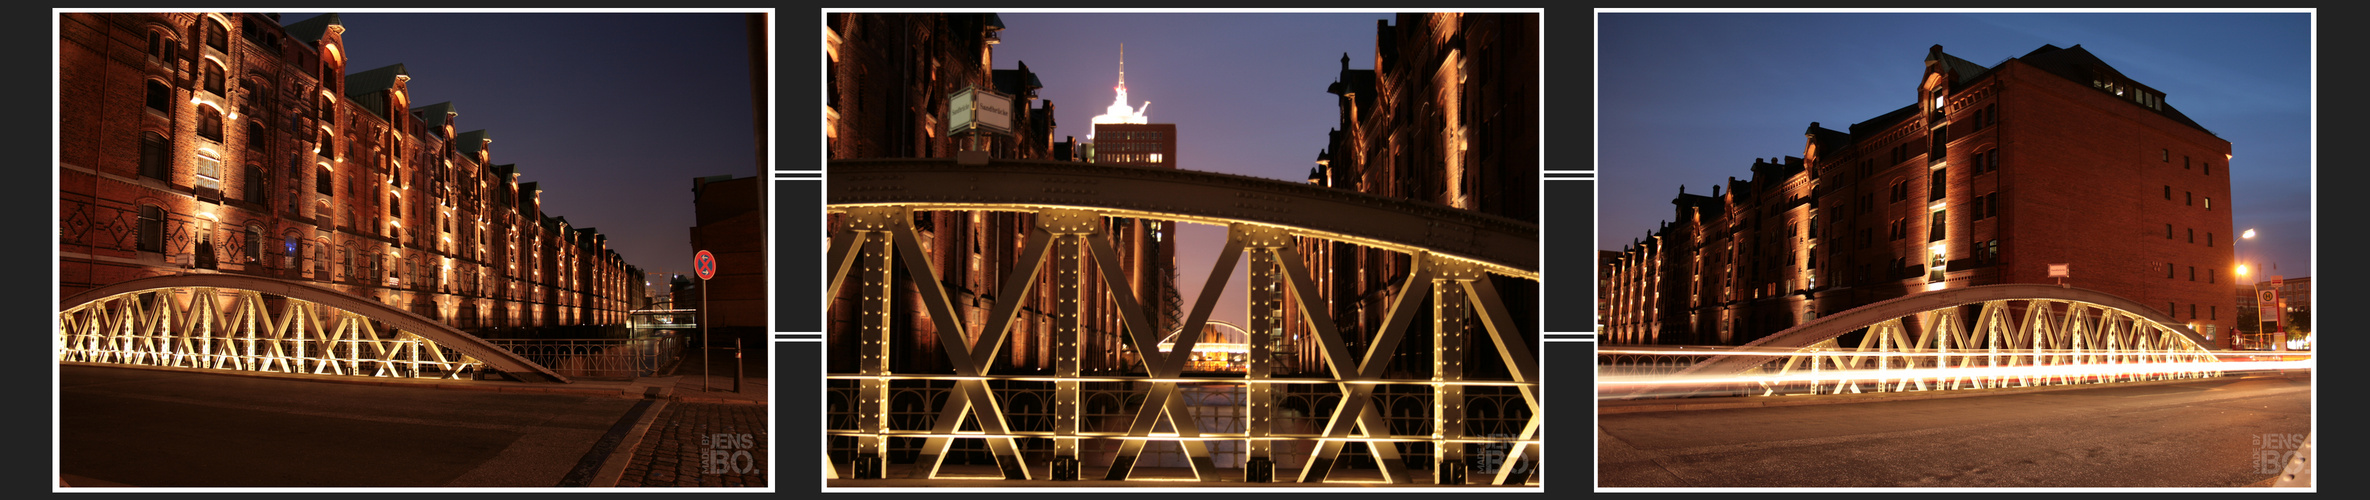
[694,250,716,280]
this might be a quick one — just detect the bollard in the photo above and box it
[735,337,745,393]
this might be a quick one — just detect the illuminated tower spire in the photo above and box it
[1091,44,1150,138]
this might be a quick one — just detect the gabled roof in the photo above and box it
[344,63,408,120]
[457,129,491,159]
[282,13,340,43]
[1806,122,1852,157]
[1846,103,1920,143]
[992,62,1042,97]
[410,102,457,136]
[1926,47,1994,86]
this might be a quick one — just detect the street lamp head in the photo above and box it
[2236,264,2250,277]
[2242,229,2257,239]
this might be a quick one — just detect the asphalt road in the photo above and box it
[58,365,641,487]
[1598,373,2312,488]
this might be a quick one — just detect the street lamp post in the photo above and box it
[2239,229,2258,350]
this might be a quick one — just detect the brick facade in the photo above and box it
[1604,44,2236,348]
[59,12,647,333]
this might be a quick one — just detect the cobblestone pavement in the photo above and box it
[618,402,768,487]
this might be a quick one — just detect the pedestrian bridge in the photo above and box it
[59,273,569,383]
[1599,284,2241,399]
[826,158,1539,485]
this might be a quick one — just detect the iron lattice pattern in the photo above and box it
[824,203,1541,486]
[1602,296,2223,398]
[59,287,483,379]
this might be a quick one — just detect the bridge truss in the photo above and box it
[825,158,1541,485]
[58,274,568,383]
[1602,284,2224,398]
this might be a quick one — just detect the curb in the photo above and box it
[593,395,672,487]
[1598,374,2254,414]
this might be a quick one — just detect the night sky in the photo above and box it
[1598,11,2314,281]
[290,11,763,296]
[986,12,1402,329]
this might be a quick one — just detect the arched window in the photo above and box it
[146,29,176,62]
[245,121,266,154]
[196,105,224,142]
[243,164,267,205]
[137,204,165,253]
[145,80,171,112]
[316,165,333,195]
[202,60,225,96]
[204,19,228,53]
[138,132,169,180]
[245,223,264,265]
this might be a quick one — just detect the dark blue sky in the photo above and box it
[292,12,762,295]
[1598,12,2314,280]
[989,12,1398,328]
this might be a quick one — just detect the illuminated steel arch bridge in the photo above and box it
[1598,284,2254,399]
[825,157,1540,485]
[59,273,570,383]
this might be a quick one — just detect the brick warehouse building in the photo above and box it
[1603,44,2234,348]
[59,12,646,333]
[1299,13,1540,379]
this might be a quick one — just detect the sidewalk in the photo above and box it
[610,342,769,487]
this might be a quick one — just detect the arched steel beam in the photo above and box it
[827,158,1539,279]
[1678,284,2212,378]
[61,273,570,383]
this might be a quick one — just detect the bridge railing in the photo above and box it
[485,337,682,379]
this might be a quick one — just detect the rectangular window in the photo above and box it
[1929,209,1946,242]
[2186,191,2193,206]
[2166,223,2173,239]
[2189,266,2196,281]
[2208,232,2215,247]
[1928,247,1947,282]
[2205,197,2212,210]
[2188,228,2195,243]
[2206,162,2213,175]
[1930,168,1946,201]
[2164,185,2172,200]
[1985,192,1999,218]
[2167,263,2175,279]
[1973,196,1987,221]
